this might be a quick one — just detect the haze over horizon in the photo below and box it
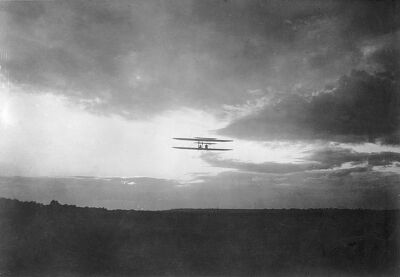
[0,0,399,209]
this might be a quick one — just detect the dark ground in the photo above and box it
[0,198,398,276]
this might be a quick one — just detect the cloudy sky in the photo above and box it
[0,0,399,209]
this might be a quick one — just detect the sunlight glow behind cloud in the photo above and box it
[0,80,319,180]
[0,82,311,180]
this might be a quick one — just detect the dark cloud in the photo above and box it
[202,153,321,174]
[341,0,399,38]
[199,147,400,208]
[367,46,399,74]
[310,148,400,167]
[1,0,398,117]
[219,70,400,143]
[197,163,400,209]
[202,148,400,174]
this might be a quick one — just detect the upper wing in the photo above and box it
[173,138,203,141]
[173,137,233,142]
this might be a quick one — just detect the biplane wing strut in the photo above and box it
[172,137,233,151]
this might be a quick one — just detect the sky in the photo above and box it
[0,0,399,209]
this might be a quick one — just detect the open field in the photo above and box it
[0,198,398,276]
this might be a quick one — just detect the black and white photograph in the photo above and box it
[0,0,399,276]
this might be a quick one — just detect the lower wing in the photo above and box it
[173,147,232,151]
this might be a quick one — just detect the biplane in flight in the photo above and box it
[173,137,233,151]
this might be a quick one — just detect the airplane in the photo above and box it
[172,137,233,151]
